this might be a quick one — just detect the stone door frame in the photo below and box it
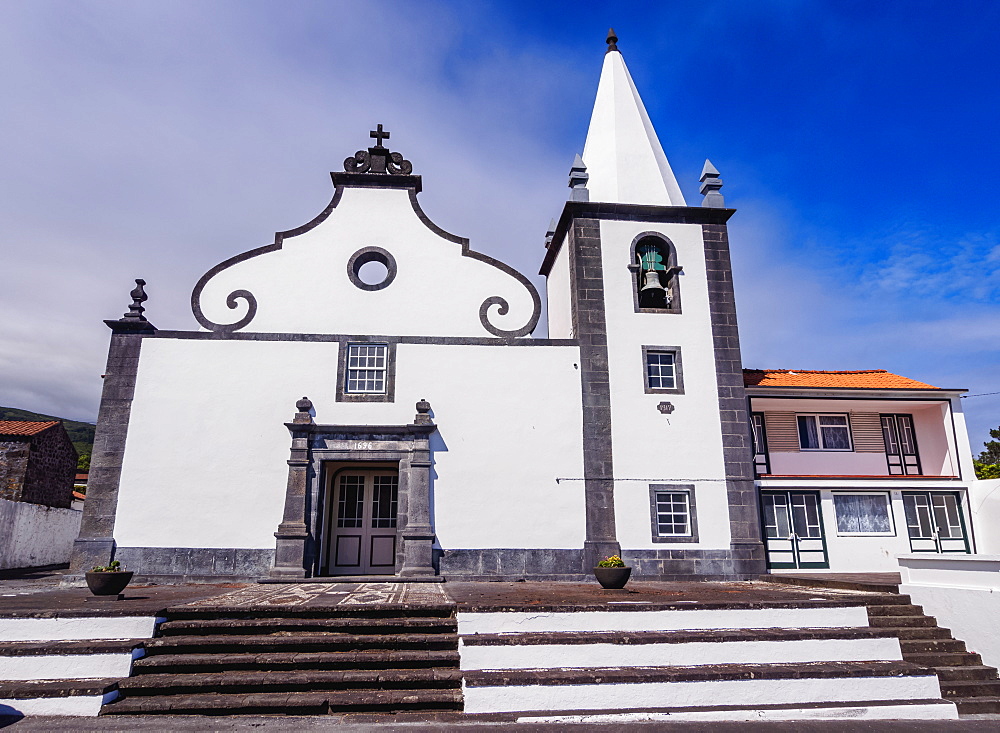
[269,398,437,579]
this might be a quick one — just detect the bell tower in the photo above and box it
[540,30,765,578]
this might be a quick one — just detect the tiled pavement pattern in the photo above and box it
[179,582,448,609]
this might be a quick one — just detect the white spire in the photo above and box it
[581,33,686,206]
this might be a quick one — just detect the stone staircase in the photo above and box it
[866,598,1000,715]
[457,594,970,721]
[100,603,463,715]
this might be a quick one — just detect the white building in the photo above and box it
[69,33,981,582]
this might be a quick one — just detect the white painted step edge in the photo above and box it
[461,674,945,714]
[0,691,117,717]
[457,607,870,635]
[519,701,959,723]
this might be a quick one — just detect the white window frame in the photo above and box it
[832,491,896,536]
[344,343,389,395]
[797,413,853,452]
[642,346,684,394]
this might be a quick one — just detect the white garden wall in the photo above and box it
[898,554,1000,668]
[0,497,81,570]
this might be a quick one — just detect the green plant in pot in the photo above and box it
[594,554,631,589]
[85,560,134,597]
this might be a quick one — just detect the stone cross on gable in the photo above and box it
[370,124,390,148]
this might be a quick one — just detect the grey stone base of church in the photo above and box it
[113,547,275,583]
[622,547,767,580]
[439,546,766,581]
[439,548,588,581]
[109,545,766,584]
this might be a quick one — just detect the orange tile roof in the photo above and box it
[743,369,939,390]
[72,490,86,501]
[0,420,60,436]
[75,473,89,481]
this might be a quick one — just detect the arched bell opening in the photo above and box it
[629,233,682,313]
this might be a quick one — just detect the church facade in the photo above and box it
[69,34,980,583]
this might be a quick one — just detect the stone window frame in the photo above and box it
[641,345,684,395]
[347,246,397,292]
[649,483,699,543]
[337,339,396,403]
[627,231,682,314]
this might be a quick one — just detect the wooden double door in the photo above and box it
[324,468,399,575]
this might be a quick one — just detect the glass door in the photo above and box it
[326,469,399,574]
[902,491,969,553]
[761,491,829,569]
[881,414,922,475]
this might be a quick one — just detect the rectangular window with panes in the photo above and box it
[345,343,388,394]
[642,346,684,394]
[649,484,698,542]
[797,414,853,451]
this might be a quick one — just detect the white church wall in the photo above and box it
[597,219,731,550]
[113,337,585,552]
[196,186,536,338]
[545,240,573,339]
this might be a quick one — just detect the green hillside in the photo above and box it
[0,406,96,461]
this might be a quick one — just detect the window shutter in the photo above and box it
[764,412,799,451]
[850,413,884,452]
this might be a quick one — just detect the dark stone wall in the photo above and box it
[0,440,30,502]
[114,547,275,582]
[702,223,766,575]
[0,426,76,508]
[22,427,77,508]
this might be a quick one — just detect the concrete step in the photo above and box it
[869,615,938,628]
[875,626,952,640]
[935,665,1000,682]
[462,661,943,715]
[156,616,455,636]
[101,688,464,715]
[144,632,457,654]
[0,677,121,717]
[0,639,146,656]
[905,651,983,667]
[118,668,463,695]
[954,696,1000,715]
[462,660,934,687]
[899,638,967,654]
[131,649,461,674]
[865,604,925,617]
[459,627,899,647]
[940,679,1000,698]
[512,698,959,723]
[161,604,455,621]
[0,678,118,699]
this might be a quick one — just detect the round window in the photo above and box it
[347,247,397,291]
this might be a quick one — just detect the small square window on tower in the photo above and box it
[642,346,684,394]
[337,342,396,402]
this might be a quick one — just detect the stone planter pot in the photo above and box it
[85,571,134,597]
[594,566,632,589]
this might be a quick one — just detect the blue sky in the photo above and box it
[0,0,997,451]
